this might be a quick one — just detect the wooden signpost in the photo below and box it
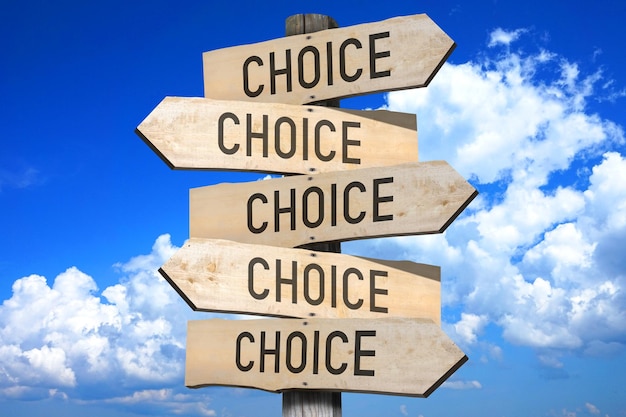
[186,318,467,397]
[189,161,477,247]
[137,11,472,417]
[160,237,441,323]
[202,14,455,105]
[136,97,418,174]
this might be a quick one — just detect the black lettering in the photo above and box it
[248,257,270,300]
[303,263,324,305]
[247,193,268,234]
[302,117,309,161]
[218,112,240,155]
[339,38,363,82]
[246,113,268,157]
[298,46,321,89]
[260,331,280,373]
[331,265,338,308]
[373,177,394,222]
[236,332,254,371]
[313,330,320,374]
[325,331,348,374]
[342,121,361,164]
[343,181,366,224]
[330,183,337,226]
[243,56,264,97]
[274,188,296,232]
[326,41,334,86]
[343,268,364,310]
[286,331,307,373]
[274,117,296,159]
[354,330,376,376]
[270,50,292,94]
[369,32,391,79]
[369,270,388,313]
[314,120,336,162]
[276,259,298,304]
[302,186,324,228]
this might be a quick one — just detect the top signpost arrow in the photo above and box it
[202,14,455,105]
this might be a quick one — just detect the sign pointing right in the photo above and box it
[190,161,478,248]
[202,14,455,105]
[186,317,467,397]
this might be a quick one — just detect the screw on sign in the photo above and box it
[185,317,467,397]
[159,238,441,323]
[189,161,478,248]
[136,97,418,174]
[202,14,455,105]
[135,11,471,417]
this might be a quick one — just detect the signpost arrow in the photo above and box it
[202,14,455,105]
[189,161,478,247]
[186,317,467,397]
[136,96,418,174]
[160,237,441,323]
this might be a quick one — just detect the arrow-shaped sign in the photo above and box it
[160,238,441,323]
[136,96,417,174]
[186,317,467,397]
[189,161,477,247]
[202,14,455,105]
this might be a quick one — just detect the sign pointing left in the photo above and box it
[136,97,418,174]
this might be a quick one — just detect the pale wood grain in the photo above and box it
[136,97,417,174]
[160,238,440,323]
[202,14,455,105]
[189,161,478,247]
[185,317,467,397]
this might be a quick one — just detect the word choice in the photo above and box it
[242,32,391,97]
[247,177,394,234]
[248,257,388,313]
[235,329,376,376]
[218,111,361,164]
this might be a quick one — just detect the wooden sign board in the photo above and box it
[160,238,441,323]
[186,317,467,397]
[202,14,455,105]
[189,161,478,247]
[136,96,417,174]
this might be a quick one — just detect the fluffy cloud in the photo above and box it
[0,235,200,410]
[368,29,626,367]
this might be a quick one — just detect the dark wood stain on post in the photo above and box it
[283,14,343,417]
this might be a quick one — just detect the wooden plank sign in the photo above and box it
[189,161,478,247]
[136,96,417,174]
[186,317,467,397]
[160,238,441,323]
[202,14,455,105]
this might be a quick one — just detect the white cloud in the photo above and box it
[374,28,626,366]
[442,380,482,390]
[453,313,487,346]
[488,28,527,47]
[585,402,600,415]
[0,234,196,405]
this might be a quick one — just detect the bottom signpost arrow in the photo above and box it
[186,317,467,397]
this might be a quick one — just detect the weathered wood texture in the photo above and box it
[159,238,441,323]
[283,14,343,417]
[202,14,455,104]
[189,161,478,247]
[185,317,467,397]
[135,97,417,174]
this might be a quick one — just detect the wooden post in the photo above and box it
[282,14,342,417]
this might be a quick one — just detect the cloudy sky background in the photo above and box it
[2,1,625,416]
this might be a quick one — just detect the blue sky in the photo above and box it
[2,0,626,416]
